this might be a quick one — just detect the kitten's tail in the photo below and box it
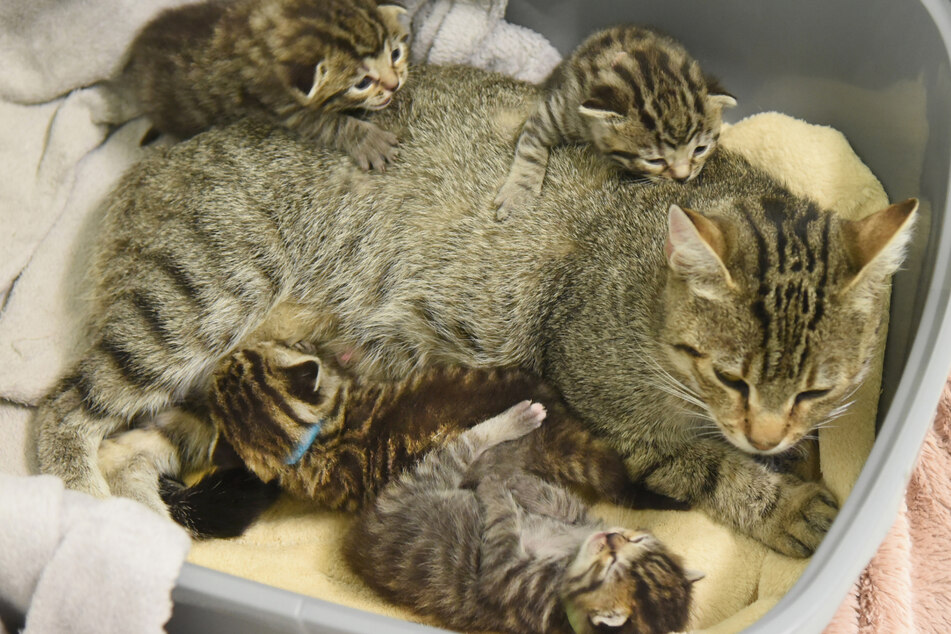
[160,467,281,539]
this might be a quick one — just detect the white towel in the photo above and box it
[0,474,190,634]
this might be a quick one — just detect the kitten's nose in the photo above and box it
[380,71,399,92]
[748,437,780,451]
[670,163,691,182]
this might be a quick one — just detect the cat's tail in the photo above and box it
[160,467,282,539]
[527,412,691,511]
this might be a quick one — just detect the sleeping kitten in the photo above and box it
[118,0,409,170]
[111,341,684,536]
[346,401,702,634]
[495,25,736,219]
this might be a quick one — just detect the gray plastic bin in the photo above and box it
[168,1,951,632]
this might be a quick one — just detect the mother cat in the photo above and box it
[34,65,915,558]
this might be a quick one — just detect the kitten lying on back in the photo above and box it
[495,25,736,219]
[347,401,702,634]
[100,341,686,537]
[117,0,409,170]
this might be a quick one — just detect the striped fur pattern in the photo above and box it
[120,0,409,170]
[495,25,735,219]
[346,403,699,634]
[202,342,668,512]
[36,65,916,559]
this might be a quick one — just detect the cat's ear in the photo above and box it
[578,99,625,121]
[377,3,409,29]
[666,204,735,298]
[841,198,917,294]
[685,569,706,584]
[286,61,329,103]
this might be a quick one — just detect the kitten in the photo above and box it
[102,341,685,536]
[39,65,916,560]
[346,401,702,634]
[118,0,409,170]
[495,25,736,219]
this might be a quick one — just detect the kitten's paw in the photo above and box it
[493,182,537,221]
[349,125,399,171]
[498,400,547,440]
[761,480,838,557]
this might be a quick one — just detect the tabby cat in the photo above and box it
[38,65,917,560]
[100,340,684,536]
[347,401,701,634]
[118,0,409,170]
[495,25,736,219]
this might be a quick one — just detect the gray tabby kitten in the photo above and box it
[35,65,917,559]
[118,0,409,170]
[495,25,736,219]
[346,400,701,634]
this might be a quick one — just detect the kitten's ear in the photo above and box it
[281,360,321,399]
[286,61,329,103]
[578,99,625,121]
[666,204,735,298]
[708,93,737,109]
[841,198,918,293]
[377,3,409,29]
[685,569,706,583]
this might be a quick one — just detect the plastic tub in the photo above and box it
[168,1,951,631]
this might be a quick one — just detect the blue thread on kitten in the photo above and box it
[286,421,323,465]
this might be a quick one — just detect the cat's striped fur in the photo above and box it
[39,65,916,558]
[118,0,409,170]
[495,25,736,219]
[346,402,700,634]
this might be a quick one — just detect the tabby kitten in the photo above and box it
[138,341,683,533]
[347,402,701,634]
[495,25,735,219]
[120,0,409,170]
[38,65,916,561]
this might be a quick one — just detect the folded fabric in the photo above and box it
[0,474,190,634]
[407,0,561,83]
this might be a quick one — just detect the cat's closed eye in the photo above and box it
[673,343,705,358]
[794,388,832,405]
[714,368,749,398]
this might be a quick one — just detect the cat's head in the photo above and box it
[266,1,410,112]
[211,342,351,476]
[660,196,918,455]
[578,48,735,184]
[561,529,701,634]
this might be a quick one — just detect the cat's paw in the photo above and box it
[493,181,537,221]
[349,124,399,171]
[760,479,838,557]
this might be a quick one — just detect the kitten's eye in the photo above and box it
[354,76,374,90]
[391,46,403,63]
[644,157,667,167]
[794,388,832,405]
[714,368,749,398]
[609,150,638,161]
[693,145,709,156]
[673,343,704,358]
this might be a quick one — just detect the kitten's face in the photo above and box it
[660,198,917,455]
[581,91,734,184]
[212,342,350,471]
[562,529,696,634]
[273,2,409,112]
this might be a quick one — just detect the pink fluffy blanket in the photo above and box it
[826,375,951,633]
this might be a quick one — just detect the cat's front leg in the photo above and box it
[626,439,838,557]
[494,112,553,221]
[293,111,398,171]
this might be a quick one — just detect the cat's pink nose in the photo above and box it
[670,162,691,181]
[606,532,627,550]
[380,72,399,92]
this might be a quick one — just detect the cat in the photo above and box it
[100,340,685,537]
[346,400,702,634]
[494,25,736,219]
[36,64,917,559]
[116,0,409,170]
